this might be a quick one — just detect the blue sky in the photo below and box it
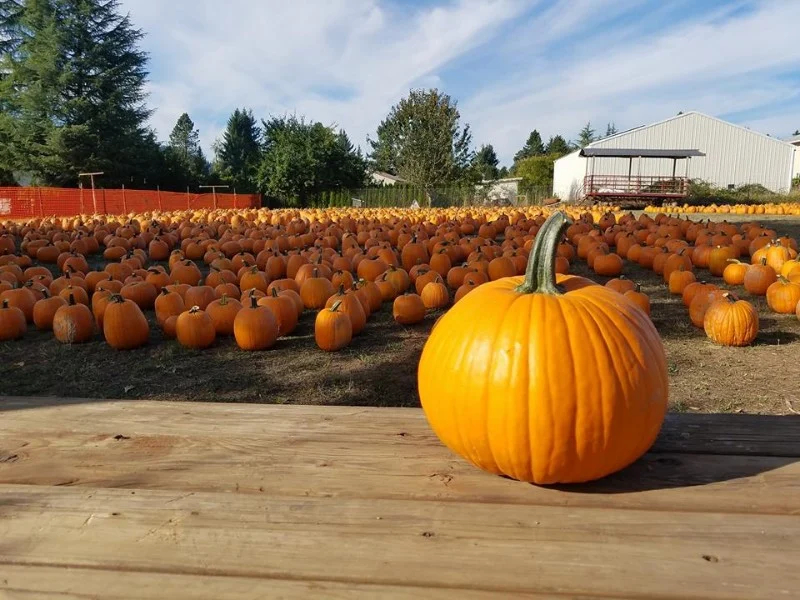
[121,0,800,165]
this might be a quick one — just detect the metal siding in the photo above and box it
[590,113,794,192]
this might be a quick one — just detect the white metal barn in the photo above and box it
[553,112,798,201]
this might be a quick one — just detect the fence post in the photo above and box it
[157,186,163,211]
[102,188,107,215]
[187,186,190,210]
[122,184,127,214]
[233,189,238,209]
[36,187,43,218]
[79,184,85,214]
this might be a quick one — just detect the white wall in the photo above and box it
[792,146,800,179]
[552,112,796,198]
[552,150,586,201]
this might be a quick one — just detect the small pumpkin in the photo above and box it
[418,211,668,485]
[325,286,367,335]
[421,281,450,310]
[315,300,352,352]
[393,292,426,325]
[743,259,777,296]
[33,289,68,330]
[103,295,150,350]
[704,293,759,346]
[176,306,216,349]
[300,268,335,310]
[689,286,727,328]
[766,277,800,314]
[593,253,623,277]
[154,288,186,326]
[258,288,298,336]
[605,276,636,295]
[624,284,651,317]
[53,293,94,344]
[722,259,749,286]
[234,294,279,351]
[0,298,26,340]
[184,285,217,311]
[668,267,695,295]
[206,294,243,335]
[0,285,36,323]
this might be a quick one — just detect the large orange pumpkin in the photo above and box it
[417,212,668,485]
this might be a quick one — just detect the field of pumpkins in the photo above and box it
[1,206,799,413]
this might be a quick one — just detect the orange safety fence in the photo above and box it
[0,187,262,220]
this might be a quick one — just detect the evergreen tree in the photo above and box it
[545,135,572,156]
[577,122,596,148]
[0,0,155,186]
[794,129,800,136]
[214,108,261,193]
[498,165,509,179]
[514,129,545,163]
[166,113,209,188]
[368,89,473,202]
[605,122,618,137]
[472,144,499,180]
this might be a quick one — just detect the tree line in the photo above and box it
[0,0,622,204]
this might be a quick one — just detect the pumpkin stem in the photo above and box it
[250,295,259,309]
[515,211,572,295]
[68,293,76,306]
[1,299,8,309]
[330,300,343,312]
[189,305,202,314]
[271,287,280,297]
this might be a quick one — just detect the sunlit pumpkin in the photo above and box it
[418,212,668,485]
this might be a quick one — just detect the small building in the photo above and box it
[475,177,522,204]
[370,171,407,186]
[553,112,798,202]
[788,134,800,180]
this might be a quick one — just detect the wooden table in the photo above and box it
[1,397,799,599]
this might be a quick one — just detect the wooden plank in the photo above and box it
[653,413,800,457]
[1,485,798,600]
[0,565,569,600]
[3,398,800,457]
[1,408,799,515]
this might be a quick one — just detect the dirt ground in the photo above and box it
[2,213,799,414]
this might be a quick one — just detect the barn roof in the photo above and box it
[579,148,705,159]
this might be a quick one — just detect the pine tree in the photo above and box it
[545,135,571,156]
[166,113,209,188]
[472,144,499,180]
[514,130,545,163]
[605,122,618,137]
[577,122,596,148]
[794,129,800,136]
[0,0,155,187]
[214,108,261,193]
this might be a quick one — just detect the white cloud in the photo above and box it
[123,0,530,155]
[464,0,800,160]
[123,0,800,165]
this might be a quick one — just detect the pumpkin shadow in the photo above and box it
[544,413,800,493]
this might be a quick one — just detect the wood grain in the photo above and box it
[1,485,798,600]
[3,398,799,456]
[0,565,571,600]
[1,409,799,514]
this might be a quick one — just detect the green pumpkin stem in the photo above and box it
[516,211,572,295]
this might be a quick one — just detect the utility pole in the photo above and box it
[199,184,229,209]
[78,172,104,214]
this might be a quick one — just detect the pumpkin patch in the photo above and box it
[1,204,799,455]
